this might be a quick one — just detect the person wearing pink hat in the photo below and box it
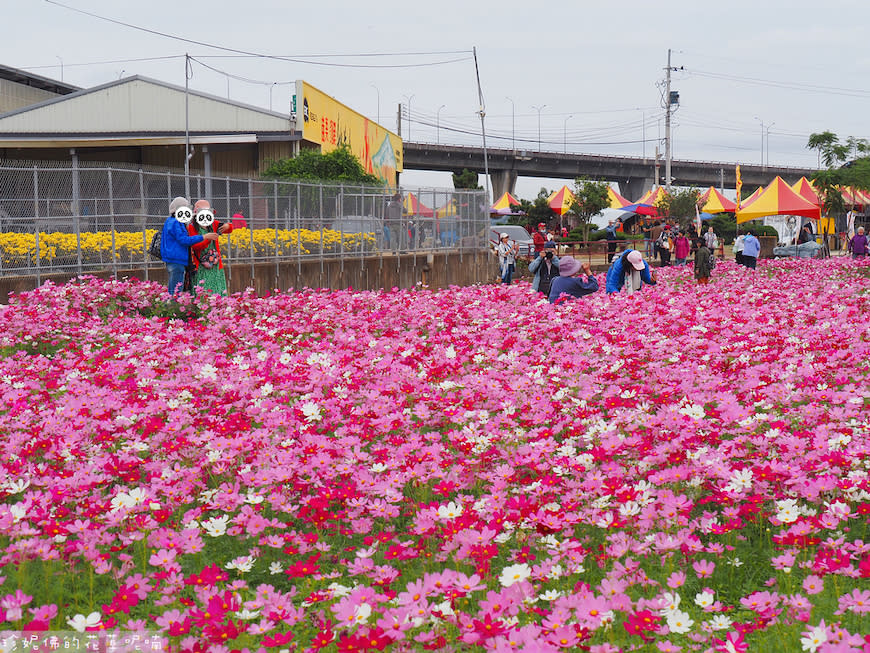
[605,249,657,295]
[548,257,598,304]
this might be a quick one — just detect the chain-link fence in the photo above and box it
[0,161,489,285]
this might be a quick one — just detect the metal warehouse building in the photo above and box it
[0,67,300,178]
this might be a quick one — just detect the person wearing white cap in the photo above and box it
[605,249,657,295]
[496,232,519,284]
[548,257,598,304]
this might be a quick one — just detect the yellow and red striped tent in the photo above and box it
[736,176,821,224]
[791,177,820,206]
[637,186,667,206]
[547,186,576,216]
[739,186,764,209]
[435,199,458,219]
[403,193,434,218]
[698,186,737,214]
[491,192,521,214]
[607,187,632,209]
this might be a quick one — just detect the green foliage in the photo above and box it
[570,178,611,242]
[263,144,383,185]
[452,168,482,190]
[658,187,701,225]
[708,213,736,244]
[516,188,555,228]
[807,131,870,215]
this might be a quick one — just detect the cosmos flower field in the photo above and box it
[0,257,868,652]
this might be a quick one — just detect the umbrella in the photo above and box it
[490,192,523,215]
[736,176,821,224]
[637,186,667,206]
[791,177,821,206]
[403,193,434,218]
[698,186,737,214]
[607,187,632,209]
[619,203,660,217]
[547,186,576,215]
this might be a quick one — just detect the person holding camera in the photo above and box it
[529,241,560,296]
[496,232,519,285]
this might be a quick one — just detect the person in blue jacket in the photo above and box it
[548,257,598,304]
[741,231,761,269]
[160,197,218,295]
[606,249,657,294]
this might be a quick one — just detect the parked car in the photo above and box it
[489,225,535,256]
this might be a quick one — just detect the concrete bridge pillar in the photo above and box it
[621,177,656,203]
[490,169,518,200]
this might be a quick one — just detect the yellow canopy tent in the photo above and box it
[698,186,737,214]
[736,177,821,224]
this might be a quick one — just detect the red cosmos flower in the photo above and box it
[261,631,294,647]
[471,613,507,640]
[310,628,334,649]
[112,585,140,614]
[285,553,321,577]
[623,610,661,642]
[514,546,536,563]
[167,617,192,637]
[422,636,447,650]
[203,619,243,644]
[355,627,392,650]
[857,554,870,578]
[184,564,229,587]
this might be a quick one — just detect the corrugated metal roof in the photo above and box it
[0,75,291,134]
[0,64,80,95]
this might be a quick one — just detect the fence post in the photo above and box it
[33,167,41,287]
[295,182,301,281]
[339,183,344,275]
[319,183,324,284]
[108,169,117,280]
[248,179,255,286]
[225,177,231,285]
[273,180,279,289]
[139,169,148,281]
[72,154,83,276]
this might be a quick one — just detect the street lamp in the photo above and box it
[436,104,446,144]
[505,97,515,152]
[402,94,415,140]
[370,84,380,124]
[563,115,573,154]
[270,82,277,112]
[754,116,765,168]
[765,122,775,167]
[56,56,63,82]
[531,104,547,150]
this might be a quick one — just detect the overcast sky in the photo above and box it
[3,0,869,199]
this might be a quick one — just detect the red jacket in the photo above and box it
[187,221,233,271]
[674,236,691,259]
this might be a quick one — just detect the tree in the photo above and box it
[514,188,554,227]
[657,188,700,228]
[452,169,482,190]
[570,177,611,242]
[807,131,870,216]
[263,144,383,185]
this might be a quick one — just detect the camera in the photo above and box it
[545,251,554,259]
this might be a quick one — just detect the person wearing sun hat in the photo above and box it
[605,248,657,295]
[496,232,519,284]
[548,256,598,304]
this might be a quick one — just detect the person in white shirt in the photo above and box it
[496,233,519,285]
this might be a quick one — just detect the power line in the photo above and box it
[686,68,870,98]
[45,1,472,68]
[20,54,184,70]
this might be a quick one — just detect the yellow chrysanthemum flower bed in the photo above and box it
[0,228,376,268]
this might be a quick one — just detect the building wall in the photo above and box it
[0,79,59,114]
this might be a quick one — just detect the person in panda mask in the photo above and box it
[188,199,234,295]
[161,196,218,295]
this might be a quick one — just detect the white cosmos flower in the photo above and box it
[436,502,463,520]
[225,556,255,573]
[499,563,531,587]
[300,401,322,422]
[695,591,715,608]
[67,612,101,632]
[202,515,230,537]
[800,623,828,653]
[351,603,371,624]
[665,608,693,634]
[660,592,681,614]
[775,498,800,523]
[268,562,284,575]
[708,614,733,631]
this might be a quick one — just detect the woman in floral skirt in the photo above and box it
[188,200,233,295]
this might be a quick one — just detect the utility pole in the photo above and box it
[663,49,682,191]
